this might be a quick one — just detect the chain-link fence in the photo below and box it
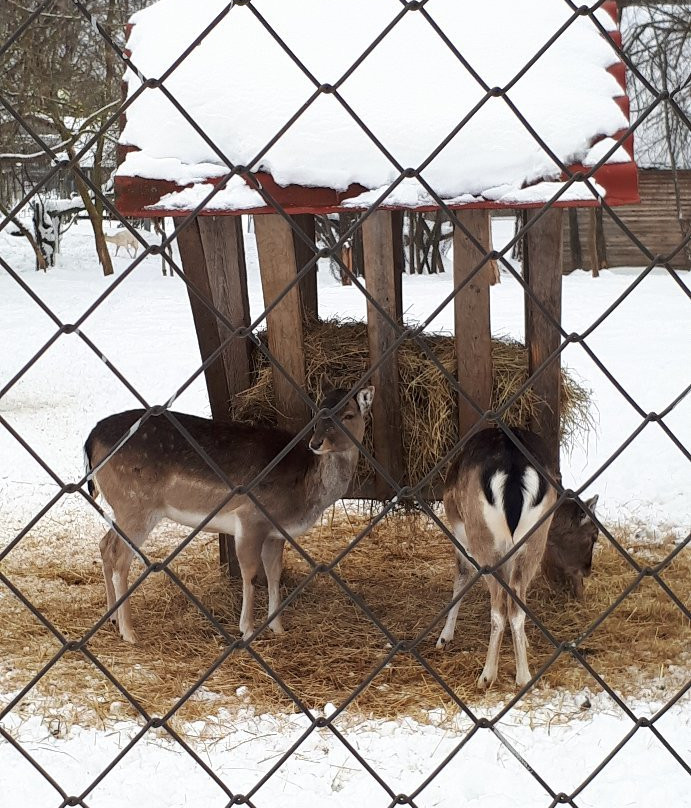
[1,1,689,805]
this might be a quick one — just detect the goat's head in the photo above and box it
[309,386,374,455]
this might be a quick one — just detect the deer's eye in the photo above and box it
[342,413,354,421]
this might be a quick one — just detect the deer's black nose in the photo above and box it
[309,437,323,451]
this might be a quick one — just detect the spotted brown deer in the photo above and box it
[436,427,558,689]
[85,386,374,643]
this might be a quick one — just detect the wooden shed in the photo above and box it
[115,0,639,510]
[563,168,691,272]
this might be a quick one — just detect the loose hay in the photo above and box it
[1,512,688,734]
[230,319,594,489]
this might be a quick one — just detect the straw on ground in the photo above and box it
[1,509,687,735]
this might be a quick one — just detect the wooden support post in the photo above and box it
[177,216,251,578]
[567,208,582,272]
[177,219,232,417]
[197,217,252,398]
[255,214,309,432]
[361,211,404,499]
[587,208,599,277]
[453,210,494,439]
[587,206,608,278]
[290,213,318,320]
[391,211,405,314]
[524,208,563,474]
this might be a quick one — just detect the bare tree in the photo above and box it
[405,212,449,274]
[1,0,147,274]
[623,2,691,262]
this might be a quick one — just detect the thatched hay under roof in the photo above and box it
[231,318,594,490]
[1,511,688,736]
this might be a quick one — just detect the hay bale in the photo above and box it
[231,318,593,490]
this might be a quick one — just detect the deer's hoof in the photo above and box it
[477,671,495,691]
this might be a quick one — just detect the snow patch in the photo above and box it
[147,178,264,211]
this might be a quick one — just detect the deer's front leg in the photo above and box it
[235,529,263,641]
[262,537,286,635]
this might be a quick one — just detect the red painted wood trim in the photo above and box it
[115,163,640,218]
[608,30,622,50]
[608,62,626,92]
[602,0,619,24]
[600,1,635,167]
[615,94,630,121]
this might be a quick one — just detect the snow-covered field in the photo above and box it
[2,691,689,808]
[1,218,689,805]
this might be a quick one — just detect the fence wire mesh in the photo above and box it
[1,1,690,806]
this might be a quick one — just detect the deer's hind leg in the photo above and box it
[478,576,508,690]
[507,522,550,688]
[437,531,473,649]
[99,529,119,627]
[101,512,158,643]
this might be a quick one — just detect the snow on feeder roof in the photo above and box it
[115,0,638,217]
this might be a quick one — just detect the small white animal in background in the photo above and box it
[104,230,140,257]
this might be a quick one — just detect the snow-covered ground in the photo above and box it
[1,690,689,808]
[1,218,689,805]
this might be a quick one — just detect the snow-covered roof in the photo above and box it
[116,0,638,216]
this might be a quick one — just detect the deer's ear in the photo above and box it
[356,386,375,415]
[580,494,599,524]
[320,374,335,395]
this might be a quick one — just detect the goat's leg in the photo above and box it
[437,546,472,649]
[261,537,285,635]
[478,577,507,689]
[235,528,263,641]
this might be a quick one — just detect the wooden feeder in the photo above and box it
[115,1,638,566]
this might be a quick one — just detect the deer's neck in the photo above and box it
[305,446,359,511]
